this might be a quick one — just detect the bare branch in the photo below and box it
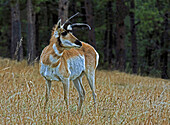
[14,37,23,58]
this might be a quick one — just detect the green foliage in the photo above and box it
[134,0,169,77]
[0,0,169,78]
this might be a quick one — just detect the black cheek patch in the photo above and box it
[58,37,63,47]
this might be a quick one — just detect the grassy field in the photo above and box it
[0,58,169,124]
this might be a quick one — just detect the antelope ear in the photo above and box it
[56,19,61,30]
[54,31,59,38]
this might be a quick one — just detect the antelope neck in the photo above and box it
[52,42,64,57]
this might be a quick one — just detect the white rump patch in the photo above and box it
[96,51,99,68]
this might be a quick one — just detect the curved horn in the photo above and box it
[62,12,79,28]
[71,23,91,30]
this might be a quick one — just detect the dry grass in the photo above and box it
[0,58,169,124]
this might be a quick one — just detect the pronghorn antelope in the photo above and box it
[39,15,99,113]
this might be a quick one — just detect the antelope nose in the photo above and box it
[75,40,82,47]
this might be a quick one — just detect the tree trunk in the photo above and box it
[85,0,96,49]
[146,46,152,75]
[108,1,113,66]
[27,0,36,65]
[115,0,128,71]
[160,12,169,79]
[104,1,114,66]
[115,21,126,71]
[46,1,50,26]
[71,0,77,16]
[103,2,109,63]
[52,13,58,24]
[130,0,138,73]
[35,13,39,57]
[80,1,86,22]
[58,0,69,24]
[104,28,108,63]
[11,0,23,61]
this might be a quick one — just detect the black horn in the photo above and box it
[71,23,91,30]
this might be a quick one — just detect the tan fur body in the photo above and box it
[40,41,98,81]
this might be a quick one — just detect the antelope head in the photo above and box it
[52,13,91,49]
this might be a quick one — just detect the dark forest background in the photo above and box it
[0,0,169,79]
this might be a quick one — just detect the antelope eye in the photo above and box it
[61,31,67,36]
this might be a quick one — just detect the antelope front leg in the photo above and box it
[44,79,51,109]
[62,79,70,111]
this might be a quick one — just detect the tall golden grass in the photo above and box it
[0,58,169,124]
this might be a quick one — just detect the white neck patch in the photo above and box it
[49,55,59,63]
[53,43,63,56]
[54,31,59,38]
